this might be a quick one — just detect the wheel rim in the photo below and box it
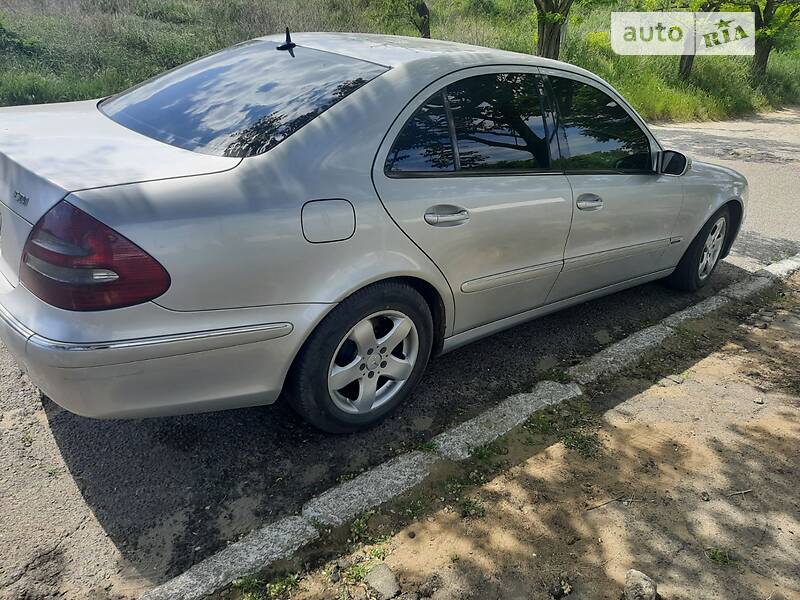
[698,217,727,281]
[328,310,419,415]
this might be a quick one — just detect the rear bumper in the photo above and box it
[0,292,329,418]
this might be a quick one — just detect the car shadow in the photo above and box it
[45,260,762,587]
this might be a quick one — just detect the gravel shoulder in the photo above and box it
[280,274,800,600]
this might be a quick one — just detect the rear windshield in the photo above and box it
[100,40,388,158]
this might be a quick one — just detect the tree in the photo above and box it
[744,0,800,77]
[374,0,431,38]
[533,0,576,59]
[677,0,724,80]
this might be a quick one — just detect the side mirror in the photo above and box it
[657,150,690,176]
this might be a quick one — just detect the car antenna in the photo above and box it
[277,27,296,57]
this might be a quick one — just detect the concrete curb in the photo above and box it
[141,517,319,600]
[141,252,800,600]
[433,381,583,460]
[302,451,441,528]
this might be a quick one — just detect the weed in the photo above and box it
[342,562,372,584]
[705,547,736,566]
[540,368,571,383]
[470,441,507,461]
[368,541,389,560]
[232,573,299,599]
[349,511,374,544]
[443,474,469,497]
[524,412,556,435]
[561,431,602,458]
[450,552,461,562]
[264,573,300,598]
[416,440,438,453]
[399,495,430,521]
[460,497,485,518]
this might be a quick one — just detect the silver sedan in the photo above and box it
[0,32,746,432]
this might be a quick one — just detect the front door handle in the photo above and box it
[576,193,604,211]
[424,207,470,226]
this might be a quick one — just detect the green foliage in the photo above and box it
[459,497,486,518]
[232,574,300,600]
[342,562,372,584]
[561,430,602,457]
[0,0,798,121]
[704,546,736,566]
[135,0,201,24]
[349,510,379,544]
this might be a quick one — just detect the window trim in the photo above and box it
[383,69,557,179]
[541,68,660,175]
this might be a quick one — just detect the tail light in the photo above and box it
[20,201,170,311]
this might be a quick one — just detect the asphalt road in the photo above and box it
[1,108,798,600]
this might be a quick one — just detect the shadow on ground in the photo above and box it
[283,278,800,600]
[45,262,758,587]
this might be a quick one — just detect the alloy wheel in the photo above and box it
[327,310,419,415]
[698,217,727,280]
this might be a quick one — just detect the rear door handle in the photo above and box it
[424,207,470,226]
[576,193,604,211]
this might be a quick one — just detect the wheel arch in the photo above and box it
[721,197,744,259]
[282,274,450,401]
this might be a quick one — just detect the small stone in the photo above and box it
[624,569,657,600]
[418,573,443,597]
[754,397,765,405]
[365,564,400,600]
[754,321,769,329]
[701,491,710,501]
[330,568,341,583]
[408,530,416,539]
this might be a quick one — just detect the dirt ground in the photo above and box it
[268,275,800,600]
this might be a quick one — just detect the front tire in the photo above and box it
[666,206,730,292]
[287,282,433,433]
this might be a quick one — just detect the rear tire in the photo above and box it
[287,281,433,433]
[666,206,730,292]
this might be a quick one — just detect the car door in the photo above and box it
[373,68,573,334]
[542,70,685,303]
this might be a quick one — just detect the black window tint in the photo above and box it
[447,73,550,171]
[100,41,387,158]
[549,77,650,171]
[386,92,455,173]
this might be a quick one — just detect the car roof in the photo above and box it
[256,31,586,73]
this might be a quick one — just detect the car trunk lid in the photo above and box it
[0,99,239,284]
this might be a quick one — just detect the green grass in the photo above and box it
[704,546,736,566]
[232,573,299,600]
[1,0,798,120]
[459,497,486,518]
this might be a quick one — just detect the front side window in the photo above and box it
[385,72,550,175]
[549,76,651,171]
[100,41,387,158]
[448,73,550,171]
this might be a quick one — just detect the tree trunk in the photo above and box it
[751,38,772,78]
[537,19,563,60]
[414,1,431,39]
[678,54,694,81]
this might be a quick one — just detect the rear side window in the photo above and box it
[100,41,388,158]
[448,73,550,171]
[548,76,651,171]
[385,92,456,173]
[385,72,550,175]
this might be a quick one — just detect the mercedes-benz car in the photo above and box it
[0,33,746,432]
